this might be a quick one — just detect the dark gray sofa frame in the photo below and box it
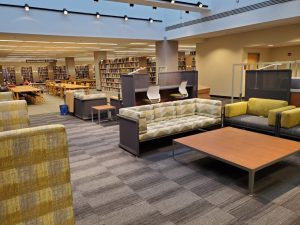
[74,97,107,120]
[118,114,222,156]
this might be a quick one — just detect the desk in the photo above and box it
[54,84,90,98]
[9,86,42,100]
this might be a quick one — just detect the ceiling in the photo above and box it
[0,33,197,63]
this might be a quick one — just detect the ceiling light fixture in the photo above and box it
[197,2,203,7]
[149,18,153,23]
[93,0,99,2]
[153,6,157,10]
[124,15,128,21]
[24,4,30,11]
[63,8,68,15]
[185,10,189,14]
[96,12,100,19]
[129,3,134,7]
[171,0,175,4]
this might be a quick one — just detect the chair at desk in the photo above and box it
[170,81,188,99]
[145,85,161,104]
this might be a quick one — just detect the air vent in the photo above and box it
[166,0,295,31]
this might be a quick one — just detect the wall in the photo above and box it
[196,23,300,97]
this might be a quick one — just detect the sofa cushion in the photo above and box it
[268,105,296,126]
[281,108,300,128]
[225,115,274,132]
[75,93,106,100]
[225,102,248,118]
[196,99,222,118]
[135,105,155,122]
[247,98,288,117]
[280,126,300,138]
[176,103,195,117]
[154,106,176,122]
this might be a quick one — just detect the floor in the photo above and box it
[30,113,300,225]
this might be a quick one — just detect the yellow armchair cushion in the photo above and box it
[225,102,248,118]
[268,106,296,126]
[247,98,288,117]
[281,108,300,128]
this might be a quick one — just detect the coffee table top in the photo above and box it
[174,127,300,171]
[92,105,115,110]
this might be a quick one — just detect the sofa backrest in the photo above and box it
[247,98,288,117]
[195,98,222,118]
[0,125,74,225]
[0,92,14,102]
[0,100,29,132]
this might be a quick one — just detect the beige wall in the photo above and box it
[196,23,300,97]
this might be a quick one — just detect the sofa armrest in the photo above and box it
[119,109,147,134]
[224,101,248,118]
[268,105,296,126]
[281,108,300,128]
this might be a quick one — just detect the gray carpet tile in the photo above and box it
[29,113,300,225]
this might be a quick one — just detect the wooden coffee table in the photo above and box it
[174,127,300,195]
[91,105,116,124]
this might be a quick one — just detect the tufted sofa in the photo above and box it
[0,100,29,132]
[0,92,14,102]
[74,92,107,120]
[118,98,222,156]
[0,124,75,225]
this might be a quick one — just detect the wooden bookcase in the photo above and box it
[147,58,156,84]
[53,66,67,80]
[38,67,49,81]
[21,67,34,82]
[2,67,16,84]
[99,57,147,94]
[75,65,90,79]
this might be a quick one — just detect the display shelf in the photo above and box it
[38,67,49,81]
[53,66,67,80]
[2,67,16,84]
[75,65,90,79]
[21,67,34,82]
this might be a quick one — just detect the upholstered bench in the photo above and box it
[74,93,107,120]
[118,98,222,156]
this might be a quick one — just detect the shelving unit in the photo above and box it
[2,67,16,84]
[186,51,196,71]
[21,67,34,82]
[147,58,156,84]
[53,66,67,80]
[178,56,186,71]
[38,67,49,81]
[99,57,147,94]
[75,65,90,79]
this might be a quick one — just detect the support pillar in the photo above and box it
[65,57,76,80]
[155,40,178,76]
[94,51,107,91]
[32,66,39,83]
[0,65,3,84]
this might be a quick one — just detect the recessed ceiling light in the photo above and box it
[268,44,274,47]
[124,15,128,21]
[197,2,203,7]
[149,18,154,23]
[96,12,100,19]
[171,0,175,4]
[24,4,30,11]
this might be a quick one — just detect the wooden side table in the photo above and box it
[91,105,116,124]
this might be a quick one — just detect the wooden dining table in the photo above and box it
[54,83,90,98]
[9,86,43,100]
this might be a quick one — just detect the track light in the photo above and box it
[63,8,68,15]
[93,0,99,2]
[129,3,134,7]
[96,12,100,19]
[197,2,203,7]
[24,4,30,11]
[149,18,153,23]
[171,0,175,3]
[124,15,128,21]
[153,6,157,10]
[185,10,189,14]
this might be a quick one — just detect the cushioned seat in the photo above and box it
[279,108,300,139]
[225,115,273,131]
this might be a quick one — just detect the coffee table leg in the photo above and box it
[91,109,94,123]
[98,110,100,124]
[108,110,112,120]
[248,170,255,196]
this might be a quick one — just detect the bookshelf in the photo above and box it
[147,57,156,84]
[75,65,90,79]
[2,67,16,84]
[21,67,34,82]
[178,56,186,71]
[38,67,49,81]
[54,66,67,80]
[99,57,147,94]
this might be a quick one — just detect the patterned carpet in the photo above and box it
[30,113,300,225]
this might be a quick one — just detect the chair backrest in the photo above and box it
[0,100,29,132]
[0,125,75,225]
[147,85,160,101]
[179,81,188,97]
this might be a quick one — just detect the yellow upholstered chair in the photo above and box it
[0,124,75,225]
[0,92,14,102]
[0,100,29,132]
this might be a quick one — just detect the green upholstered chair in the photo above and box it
[0,100,29,132]
[0,124,75,225]
[170,81,188,99]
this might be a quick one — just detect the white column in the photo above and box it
[155,40,178,74]
[65,57,76,80]
[94,51,107,91]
